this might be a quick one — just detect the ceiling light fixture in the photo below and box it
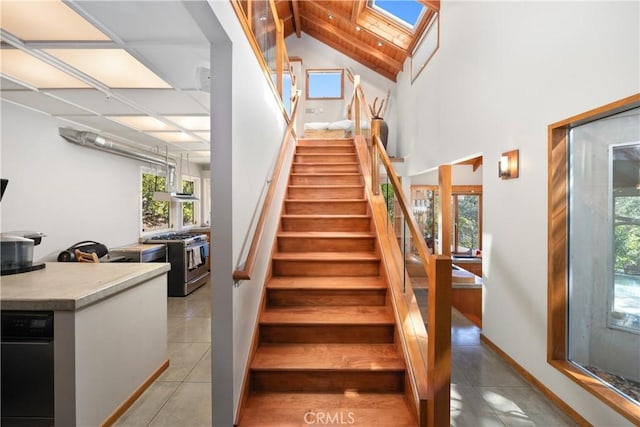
[377,40,384,47]
[328,14,334,20]
[355,26,361,31]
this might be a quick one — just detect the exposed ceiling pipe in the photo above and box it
[59,127,176,169]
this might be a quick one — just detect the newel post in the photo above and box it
[371,118,380,195]
[354,75,361,136]
[427,254,452,426]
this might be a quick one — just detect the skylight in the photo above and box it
[370,0,425,29]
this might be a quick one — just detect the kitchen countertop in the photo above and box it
[110,243,165,253]
[0,262,170,311]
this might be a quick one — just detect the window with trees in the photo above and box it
[141,170,170,232]
[182,176,200,227]
[412,186,482,254]
[548,95,640,424]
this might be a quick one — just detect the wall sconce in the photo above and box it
[498,149,519,179]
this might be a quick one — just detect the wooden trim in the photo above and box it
[232,92,300,281]
[410,11,439,84]
[439,165,451,256]
[276,18,284,97]
[101,359,170,427]
[480,335,591,427]
[352,0,366,22]
[427,255,452,427]
[547,93,640,425]
[305,68,345,100]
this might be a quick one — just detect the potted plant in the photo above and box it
[369,92,389,150]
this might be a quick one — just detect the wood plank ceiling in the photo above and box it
[275,0,439,81]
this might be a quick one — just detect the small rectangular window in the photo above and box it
[306,69,343,100]
[182,176,201,227]
[141,170,171,233]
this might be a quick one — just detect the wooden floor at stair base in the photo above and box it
[238,393,417,427]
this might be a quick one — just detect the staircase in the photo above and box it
[238,139,417,426]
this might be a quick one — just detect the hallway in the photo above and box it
[115,282,576,426]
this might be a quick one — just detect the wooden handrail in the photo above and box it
[232,92,300,281]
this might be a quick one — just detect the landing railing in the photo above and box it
[352,79,452,426]
[233,92,300,281]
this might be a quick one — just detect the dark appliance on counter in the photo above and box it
[57,240,109,262]
[1,311,55,427]
[1,231,47,276]
[142,232,209,296]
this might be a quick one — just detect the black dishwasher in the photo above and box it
[1,311,54,427]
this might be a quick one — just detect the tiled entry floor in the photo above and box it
[115,282,576,426]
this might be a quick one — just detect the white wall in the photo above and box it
[393,1,639,425]
[285,34,398,154]
[411,164,483,186]
[207,1,289,424]
[0,102,145,260]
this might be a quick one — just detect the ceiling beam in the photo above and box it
[351,0,365,22]
[306,0,407,58]
[291,0,302,38]
[300,15,403,72]
[302,24,397,82]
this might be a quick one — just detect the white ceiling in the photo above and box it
[0,1,213,164]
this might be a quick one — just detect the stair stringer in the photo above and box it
[353,136,430,427]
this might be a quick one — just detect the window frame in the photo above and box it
[140,166,173,235]
[411,185,483,255]
[548,93,640,425]
[305,68,344,100]
[181,174,201,228]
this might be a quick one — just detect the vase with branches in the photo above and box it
[369,91,390,150]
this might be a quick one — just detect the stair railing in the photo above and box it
[233,92,300,281]
[352,79,452,426]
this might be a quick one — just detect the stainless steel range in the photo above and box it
[142,232,209,296]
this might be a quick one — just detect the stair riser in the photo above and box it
[260,324,395,344]
[292,164,360,173]
[295,154,357,164]
[297,140,354,147]
[281,217,370,232]
[296,146,355,154]
[267,289,386,306]
[273,260,380,277]
[285,201,368,215]
[287,187,363,199]
[250,371,404,393]
[278,237,375,252]
[290,175,362,185]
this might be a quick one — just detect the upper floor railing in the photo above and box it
[231,0,295,118]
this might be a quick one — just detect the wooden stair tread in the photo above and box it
[260,306,393,324]
[267,276,387,290]
[282,214,370,219]
[292,162,359,166]
[284,198,367,202]
[272,252,379,261]
[277,231,375,238]
[251,344,404,371]
[239,392,416,427]
[288,184,363,188]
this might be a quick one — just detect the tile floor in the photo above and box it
[115,282,576,427]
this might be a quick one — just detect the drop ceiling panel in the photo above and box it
[130,45,210,90]
[42,89,142,115]
[111,89,209,115]
[0,0,110,41]
[0,91,92,116]
[1,77,31,90]
[183,90,211,112]
[108,130,174,147]
[167,142,210,151]
[57,115,140,133]
[73,1,208,43]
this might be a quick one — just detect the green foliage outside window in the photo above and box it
[381,183,394,221]
[455,195,479,252]
[615,196,640,273]
[142,173,170,231]
[183,180,195,226]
